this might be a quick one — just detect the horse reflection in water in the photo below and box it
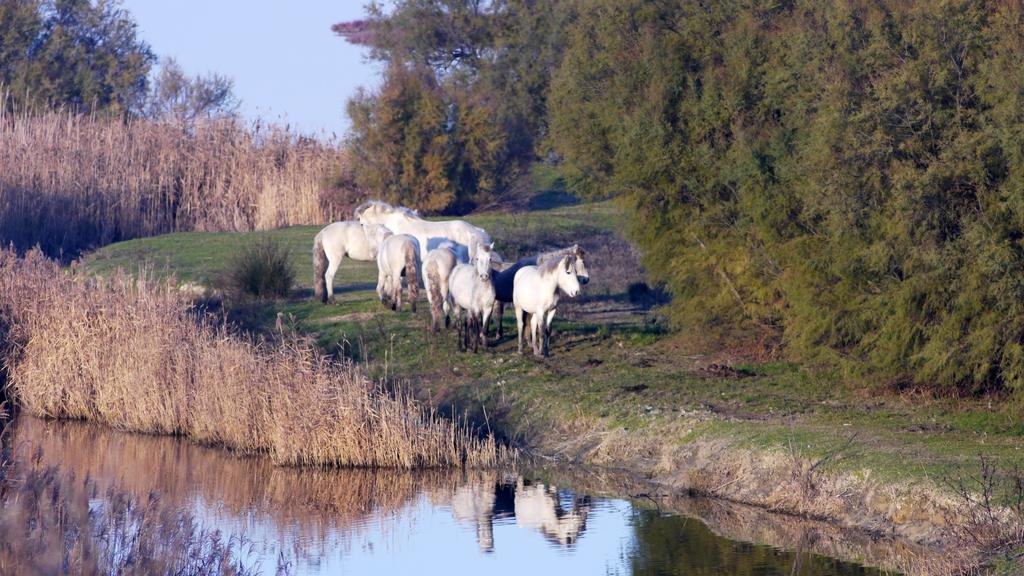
[441,474,591,551]
[514,479,592,547]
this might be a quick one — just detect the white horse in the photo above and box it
[513,253,582,357]
[312,221,392,303]
[376,234,421,312]
[422,241,459,333]
[448,243,496,352]
[355,200,492,263]
[490,245,589,339]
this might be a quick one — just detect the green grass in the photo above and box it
[80,200,1024,497]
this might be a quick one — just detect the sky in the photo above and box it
[121,1,383,138]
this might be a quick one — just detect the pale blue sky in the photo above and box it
[121,1,382,138]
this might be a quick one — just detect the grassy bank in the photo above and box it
[81,200,1024,572]
[0,248,504,469]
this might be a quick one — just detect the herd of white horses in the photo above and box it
[311,200,589,356]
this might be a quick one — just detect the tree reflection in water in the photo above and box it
[4,417,887,575]
[627,508,881,576]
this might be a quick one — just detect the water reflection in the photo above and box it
[434,477,592,552]
[627,509,878,576]
[5,417,891,575]
[514,481,591,548]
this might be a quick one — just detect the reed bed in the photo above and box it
[0,247,507,468]
[0,108,356,257]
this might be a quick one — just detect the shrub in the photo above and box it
[226,238,296,300]
[549,0,1024,394]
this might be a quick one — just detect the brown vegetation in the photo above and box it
[10,417,465,555]
[536,419,1024,575]
[0,108,357,257]
[0,463,259,575]
[0,247,506,468]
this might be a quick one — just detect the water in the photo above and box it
[3,417,903,575]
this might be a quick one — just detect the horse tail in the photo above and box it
[426,259,443,331]
[313,229,328,303]
[405,240,419,312]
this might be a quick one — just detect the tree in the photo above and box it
[346,64,457,212]
[548,0,1024,394]
[143,57,240,123]
[0,0,154,115]
[335,0,569,212]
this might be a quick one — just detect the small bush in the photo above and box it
[627,281,669,307]
[226,238,295,299]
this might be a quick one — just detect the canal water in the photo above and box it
[2,417,901,575]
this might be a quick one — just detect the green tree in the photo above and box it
[336,0,570,212]
[0,0,154,115]
[142,57,240,123]
[549,0,1024,394]
[346,64,457,212]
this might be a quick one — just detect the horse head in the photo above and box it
[364,223,392,247]
[474,242,494,281]
[569,244,589,285]
[354,200,393,225]
[557,254,581,298]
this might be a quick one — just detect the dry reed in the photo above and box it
[0,247,507,468]
[0,107,358,257]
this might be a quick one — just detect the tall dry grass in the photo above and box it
[0,107,358,257]
[0,247,507,468]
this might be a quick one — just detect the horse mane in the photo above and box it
[536,244,583,266]
[538,253,573,276]
[353,199,393,218]
[392,205,422,220]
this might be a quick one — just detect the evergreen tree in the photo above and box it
[0,0,154,115]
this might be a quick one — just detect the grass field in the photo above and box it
[81,197,1024,568]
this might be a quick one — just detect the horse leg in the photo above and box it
[441,276,451,329]
[325,256,341,302]
[535,314,545,357]
[384,277,395,309]
[530,313,541,356]
[497,301,505,340]
[376,272,386,307]
[523,312,533,348]
[480,306,492,349]
[429,300,440,333]
[392,275,401,311]
[544,308,556,357]
[515,307,525,354]
[470,314,479,353]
